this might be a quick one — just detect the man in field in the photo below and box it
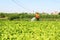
[31,12,40,21]
[35,12,40,21]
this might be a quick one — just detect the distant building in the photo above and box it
[51,11,59,15]
[42,12,48,15]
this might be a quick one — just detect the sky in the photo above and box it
[0,0,60,13]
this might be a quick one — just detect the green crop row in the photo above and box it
[0,21,60,40]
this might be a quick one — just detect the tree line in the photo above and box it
[0,12,60,21]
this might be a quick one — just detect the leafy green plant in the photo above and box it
[0,21,60,40]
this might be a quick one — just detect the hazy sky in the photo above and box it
[0,0,60,13]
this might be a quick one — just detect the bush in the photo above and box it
[58,12,60,15]
[8,15,20,20]
[0,13,5,18]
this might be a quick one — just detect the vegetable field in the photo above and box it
[0,21,60,40]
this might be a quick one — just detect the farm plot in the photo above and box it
[0,21,60,40]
